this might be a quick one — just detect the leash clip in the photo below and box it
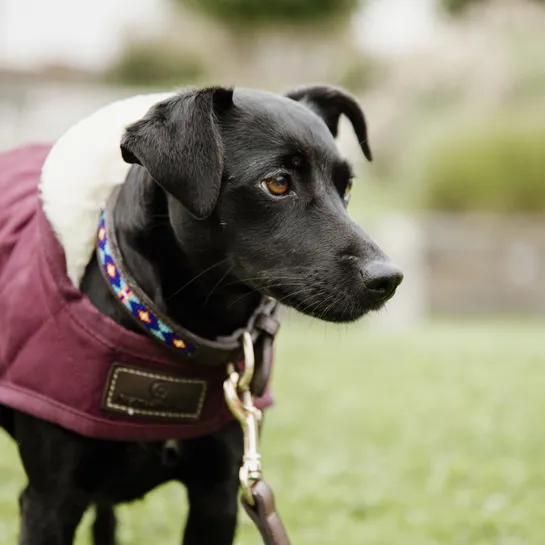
[223,331,262,505]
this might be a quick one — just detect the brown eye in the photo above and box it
[343,180,353,205]
[263,175,290,196]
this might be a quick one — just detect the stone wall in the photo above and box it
[372,213,545,321]
[424,214,545,316]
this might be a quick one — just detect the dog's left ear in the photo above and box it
[120,87,234,219]
[285,84,372,162]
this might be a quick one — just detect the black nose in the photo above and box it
[362,261,403,302]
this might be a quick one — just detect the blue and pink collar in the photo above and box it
[97,210,197,357]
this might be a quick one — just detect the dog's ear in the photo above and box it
[120,87,234,219]
[285,84,372,162]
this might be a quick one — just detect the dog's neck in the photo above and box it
[80,166,261,340]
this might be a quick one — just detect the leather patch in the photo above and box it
[103,365,207,420]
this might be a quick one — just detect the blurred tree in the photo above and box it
[440,0,545,16]
[440,0,481,15]
[173,0,359,25]
[108,0,373,90]
[419,115,545,212]
[106,39,206,87]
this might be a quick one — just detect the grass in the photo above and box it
[1,317,545,544]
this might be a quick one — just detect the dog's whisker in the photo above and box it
[273,286,316,305]
[223,276,311,289]
[294,290,329,313]
[226,288,262,308]
[226,267,320,286]
[203,264,236,306]
[166,259,230,300]
[225,280,313,309]
[294,277,351,316]
[316,277,353,319]
[319,295,342,320]
[223,272,314,288]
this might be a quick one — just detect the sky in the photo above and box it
[0,0,436,70]
[357,0,437,55]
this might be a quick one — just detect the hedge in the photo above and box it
[440,0,545,16]
[106,41,205,87]
[420,117,545,212]
[173,0,358,25]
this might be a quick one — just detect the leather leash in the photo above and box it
[224,332,291,545]
[242,480,290,545]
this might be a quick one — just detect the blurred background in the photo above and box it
[1,0,545,543]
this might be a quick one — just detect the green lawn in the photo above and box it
[1,318,545,544]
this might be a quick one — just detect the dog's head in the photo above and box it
[120,85,402,323]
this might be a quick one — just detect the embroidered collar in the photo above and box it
[96,186,280,369]
[97,210,197,356]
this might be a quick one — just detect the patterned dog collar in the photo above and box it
[97,210,197,357]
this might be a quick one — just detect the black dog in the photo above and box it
[1,85,402,545]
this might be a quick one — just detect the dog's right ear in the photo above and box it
[120,87,234,219]
[285,84,372,162]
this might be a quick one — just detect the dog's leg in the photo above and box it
[181,421,243,545]
[92,504,117,545]
[18,485,90,545]
[14,412,112,545]
[182,479,239,545]
[0,405,15,438]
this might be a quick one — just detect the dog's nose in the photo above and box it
[361,261,403,302]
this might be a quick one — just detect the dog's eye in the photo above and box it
[343,180,353,206]
[263,175,290,197]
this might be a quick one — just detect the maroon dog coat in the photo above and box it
[0,144,273,441]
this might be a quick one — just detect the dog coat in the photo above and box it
[0,95,273,441]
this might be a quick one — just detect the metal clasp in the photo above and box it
[223,331,262,505]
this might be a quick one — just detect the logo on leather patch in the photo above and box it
[104,365,207,420]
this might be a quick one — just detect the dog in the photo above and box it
[0,84,402,545]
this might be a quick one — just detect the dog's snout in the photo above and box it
[361,261,403,302]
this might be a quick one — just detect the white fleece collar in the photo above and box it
[39,92,174,288]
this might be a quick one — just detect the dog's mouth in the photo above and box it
[261,282,391,324]
[232,258,402,324]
